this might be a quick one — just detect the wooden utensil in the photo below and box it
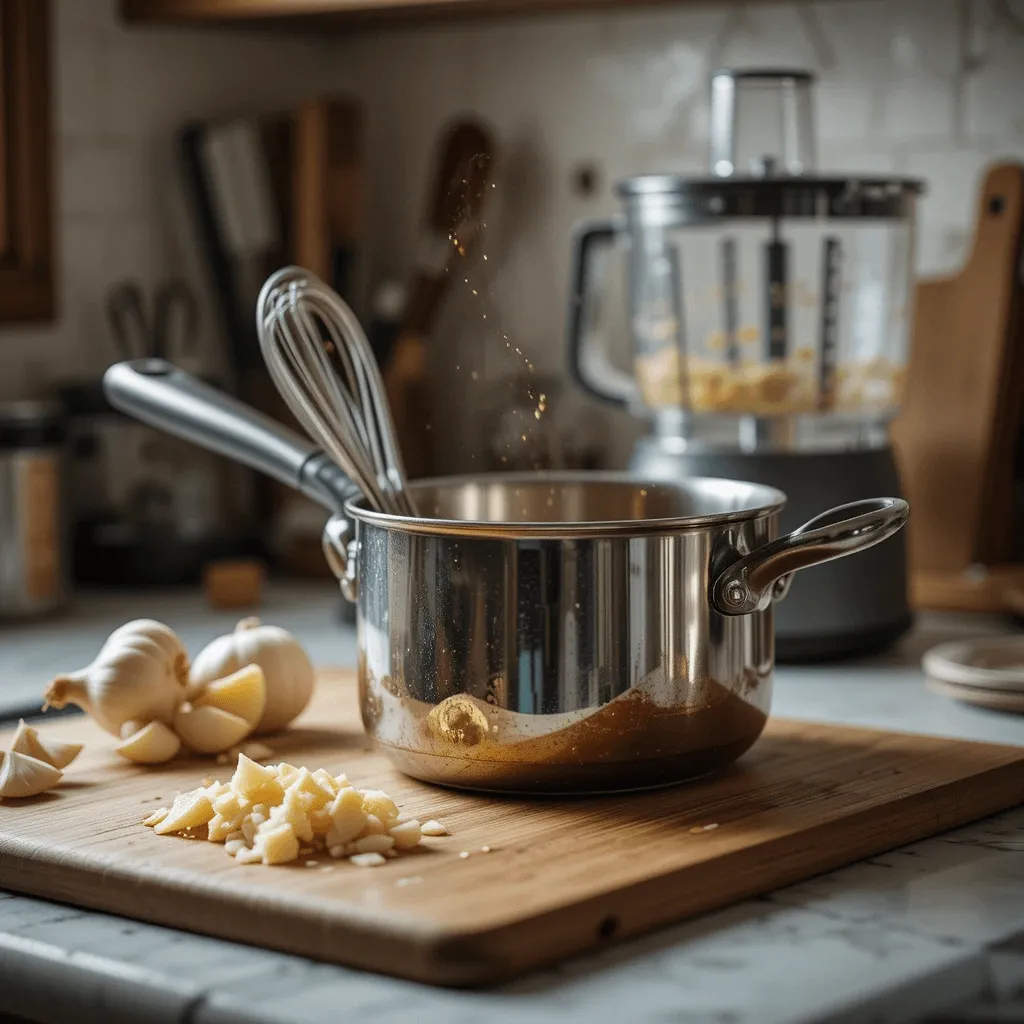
[892,162,1024,611]
[292,97,363,302]
[276,98,366,573]
[3,671,1024,987]
[384,118,496,480]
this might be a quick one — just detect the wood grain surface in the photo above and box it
[2,671,1024,986]
[893,162,1024,585]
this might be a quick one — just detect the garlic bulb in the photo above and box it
[189,620,314,734]
[9,719,82,770]
[0,750,62,799]
[43,619,190,736]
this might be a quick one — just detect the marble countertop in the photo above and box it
[2,588,1024,1023]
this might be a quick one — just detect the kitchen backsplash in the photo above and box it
[0,0,335,398]
[0,0,1021,464]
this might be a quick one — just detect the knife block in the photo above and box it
[892,162,1024,612]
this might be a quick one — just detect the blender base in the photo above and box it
[771,617,913,663]
[629,439,913,663]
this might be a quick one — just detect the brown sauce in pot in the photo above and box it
[362,662,769,793]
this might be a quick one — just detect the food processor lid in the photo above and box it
[613,64,924,209]
[615,174,924,196]
[614,173,924,220]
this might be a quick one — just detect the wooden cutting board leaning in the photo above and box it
[2,671,1024,987]
[893,162,1024,612]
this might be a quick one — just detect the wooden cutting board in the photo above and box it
[892,162,1024,611]
[2,671,1024,987]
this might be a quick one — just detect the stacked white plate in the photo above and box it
[923,637,1024,713]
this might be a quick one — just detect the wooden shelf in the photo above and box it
[121,0,730,30]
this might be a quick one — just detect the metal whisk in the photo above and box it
[256,266,418,517]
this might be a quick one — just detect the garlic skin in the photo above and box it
[189,619,314,734]
[0,750,62,799]
[9,719,82,770]
[43,619,189,736]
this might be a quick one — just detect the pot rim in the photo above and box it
[344,470,787,539]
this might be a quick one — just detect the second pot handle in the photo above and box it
[711,497,910,616]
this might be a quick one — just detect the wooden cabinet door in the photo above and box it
[0,0,53,323]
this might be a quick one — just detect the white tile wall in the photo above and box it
[325,0,1024,466]
[0,0,1022,467]
[0,0,335,398]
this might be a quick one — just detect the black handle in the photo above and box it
[566,217,637,408]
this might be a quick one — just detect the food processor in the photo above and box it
[568,69,924,660]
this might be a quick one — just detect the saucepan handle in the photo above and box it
[711,497,910,617]
[103,359,363,600]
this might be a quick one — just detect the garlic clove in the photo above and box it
[9,719,83,770]
[0,750,63,799]
[142,807,169,827]
[311,768,339,797]
[120,720,145,740]
[348,852,387,868]
[230,753,285,804]
[238,741,274,762]
[328,786,367,845]
[192,664,267,730]
[173,704,253,755]
[352,834,394,855]
[360,789,400,830]
[291,767,334,810]
[115,721,182,765]
[390,819,423,849]
[154,790,215,834]
[255,822,300,865]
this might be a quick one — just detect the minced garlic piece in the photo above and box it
[145,755,450,868]
[142,806,169,828]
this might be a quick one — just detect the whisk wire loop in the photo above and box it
[256,266,418,516]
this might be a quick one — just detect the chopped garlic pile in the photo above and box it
[144,753,449,867]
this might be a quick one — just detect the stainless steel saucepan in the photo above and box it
[104,360,908,794]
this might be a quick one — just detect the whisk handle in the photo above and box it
[103,359,359,514]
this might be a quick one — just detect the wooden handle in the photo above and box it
[428,119,494,236]
[893,162,1024,580]
[292,98,363,287]
[403,118,496,335]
